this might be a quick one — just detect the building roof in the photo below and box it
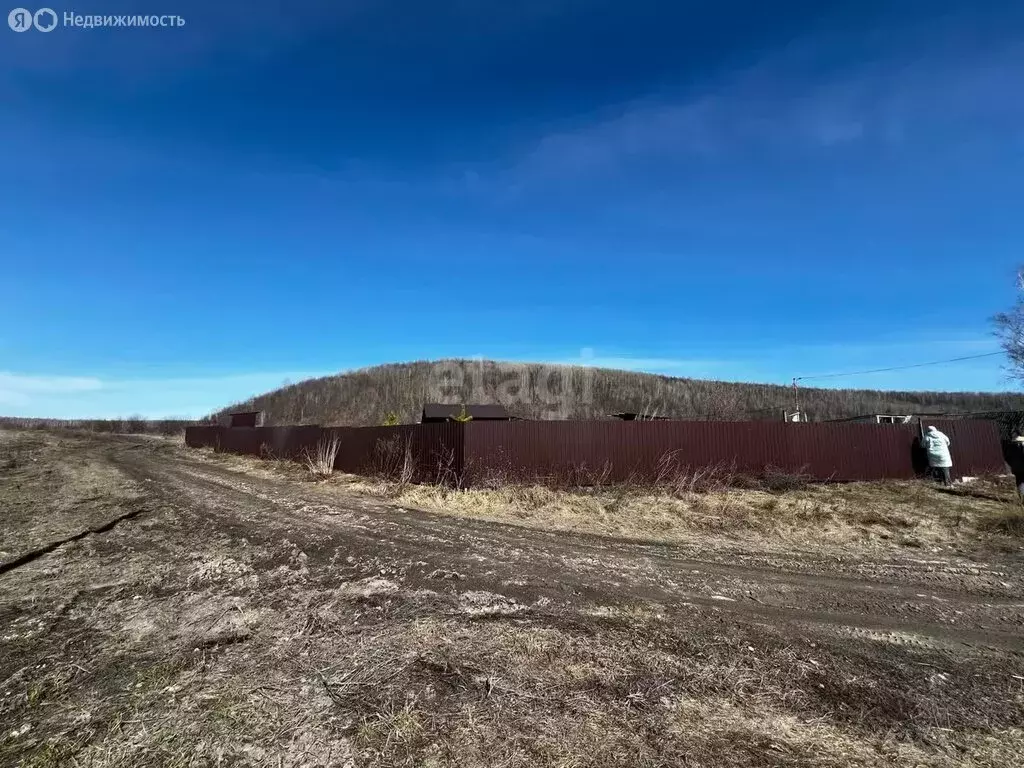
[421,403,511,421]
[828,413,944,423]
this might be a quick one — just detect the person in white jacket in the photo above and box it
[922,426,953,486]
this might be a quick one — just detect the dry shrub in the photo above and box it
[655,452,736,496]
[372,436,415,482]
[433,445,463,489]
[304,433,341,479]
[762,465,813,494]
[369,435,417,498]
[652,455,815,496]
[566,461,614,489]
[463,455,821,501]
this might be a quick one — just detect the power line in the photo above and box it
[794,351,1003,383]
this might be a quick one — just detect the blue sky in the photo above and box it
[1,0,1021,418]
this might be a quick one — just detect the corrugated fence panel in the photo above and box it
[182,423,464,482]
[783,423,914,481]
[460,419,1005,485]
[184,418,1005,485]
[327,422,463,481]
[216,427,264,456]
[928,419,1005,476]
[184,425,220,448]
[279,426,324,459]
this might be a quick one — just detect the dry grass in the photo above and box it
[329,473,1024,555]
[304,434,342,480]
[280,604,1024,768]
[4,430,1024,768]
[181,440,1024,556]
[977,507,1024,537]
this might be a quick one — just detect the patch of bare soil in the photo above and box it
[1,430,1023,767]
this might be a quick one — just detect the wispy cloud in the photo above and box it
[548,337,1008,391]
[558,349,729,378]
[515,36,1024,179]
[0,373,103,407]
[0,370,326,419]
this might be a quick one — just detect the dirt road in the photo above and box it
[2,430,1023,767]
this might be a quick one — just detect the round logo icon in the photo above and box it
[8,7,33,31]
[33,7,56,31]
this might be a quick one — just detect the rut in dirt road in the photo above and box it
[109,439,1024,652]
[0,508,146,576]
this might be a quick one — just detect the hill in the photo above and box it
[217,359,1024,426]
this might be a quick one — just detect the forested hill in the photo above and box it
[216,359,1024,426]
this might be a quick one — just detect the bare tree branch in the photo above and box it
[993,267,1024,385]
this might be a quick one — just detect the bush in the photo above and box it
[373,435,416,485]
[304,434,341,479]
[654,452,736,495]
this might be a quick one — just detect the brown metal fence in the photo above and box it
[326,423,463,481]
[185,418,1005,486]
[186,423,464,482]
[461,418,1004,483]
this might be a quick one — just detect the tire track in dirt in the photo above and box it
[111,441,1024,652]
[142,455,1024,606]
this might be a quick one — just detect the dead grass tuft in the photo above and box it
[654,455,738,495]
[761,465,814,493]
[304,433,342,480]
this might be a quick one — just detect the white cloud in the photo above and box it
[514,37,1024,180]
[561,349,729,378]
[0,370,326,420]
[0,373,103,393]
[0,373,104,407]
[546,338,1009,392]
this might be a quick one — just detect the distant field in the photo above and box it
[0,416,196,435]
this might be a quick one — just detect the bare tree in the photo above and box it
[994,268,1024,383]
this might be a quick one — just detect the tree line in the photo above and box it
[0,416,202,435]
[216,360,1024,426]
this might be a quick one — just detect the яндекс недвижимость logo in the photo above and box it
[8,8,184,30]
[8,7,57,31]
